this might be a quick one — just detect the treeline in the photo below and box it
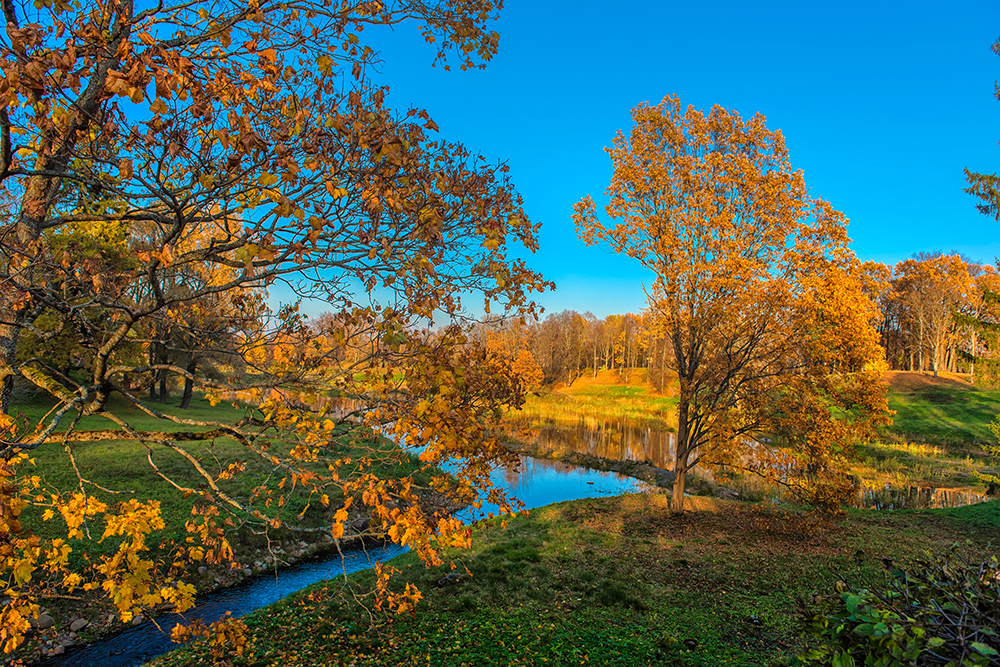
[479,252,1000,389]
[870,253,1000,380]
[473,311,668,390]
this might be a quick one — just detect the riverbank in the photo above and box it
[505,369,1000,496]
[11,510,400,665]
[152,494,1000,667]
[6,395,452,665]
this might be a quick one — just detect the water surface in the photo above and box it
[41,455,651,667]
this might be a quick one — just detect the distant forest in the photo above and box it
[478,252,1000,389]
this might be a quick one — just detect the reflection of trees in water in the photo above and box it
[857,485,986,510]
[529,419,676,466]
[499,455,580,491]
[525,419,715,479]
[516,419,987,510]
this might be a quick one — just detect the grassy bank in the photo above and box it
[8,395,431,659]
[507,369,677,432]
[12,396,426,562]
[507,369,1000,492]
[853,372,1000,489]
[154,495,1000,667]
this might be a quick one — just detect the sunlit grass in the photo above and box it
[507,369,678,432]
[11,395,427,566]
[154,495,1000,667]
[504,369,1000,493]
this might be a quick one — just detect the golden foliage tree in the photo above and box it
[574,96,890,514]
[892,254,973,376]
[0,0,551,654]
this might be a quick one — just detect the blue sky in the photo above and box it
[320,0,1000,319]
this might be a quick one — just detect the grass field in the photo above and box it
[883,371,1000,445]
[16,369,1000,664]
[855,372,1000,489]
[154,495,1000,667]
[10,394,429,567]
[506,369,678,432]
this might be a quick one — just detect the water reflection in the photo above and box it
[857,484,987,510]
[514,419,988,511]
[479,454,654,517]
[514,418,714,480]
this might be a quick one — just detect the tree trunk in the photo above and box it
[971,329,978,384]
[672,395,689,514]
[158,344,170,403]
[918,314,925,372]
[0,318,19,415]
[659,341,667,394]
[149,343,158,402]
[180,355,197,409]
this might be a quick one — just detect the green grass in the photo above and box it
[11,395,429,567]
[885,378,1000,446]
[153,495,1000,667]
[508,369,678,432]
[856,373,1000,490]
[507,369,1000,491]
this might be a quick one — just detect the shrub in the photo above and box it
[799,548,1000,666]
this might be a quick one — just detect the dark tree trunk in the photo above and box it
[158,344,169,403]
[149,343,158,402]
[672,394,689,515]
[180,354,197,409]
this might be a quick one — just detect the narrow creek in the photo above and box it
[35,418,990,667]
[37,455,653,667]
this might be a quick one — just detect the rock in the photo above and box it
[683,639,698,650]
[198,566,209,576]
[33,614,55,630]
[57,635,75,647]
[69,618,88,632]
[350,518,369,532]
[243,568,253,577]
[436,572,465,588]
[715,487,740,500]
[52,645,65,655]
[132,615,143,626]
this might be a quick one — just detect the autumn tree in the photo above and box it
[474,316,544,392]
[0,0,551,654]
[574,96,889,514]
[892,254,972,376]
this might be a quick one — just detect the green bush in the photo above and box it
[799,548,1000,666]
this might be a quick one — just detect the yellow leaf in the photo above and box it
[149,98,168,114]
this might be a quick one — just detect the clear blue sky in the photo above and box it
[317,0,1000,319]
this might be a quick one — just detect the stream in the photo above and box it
[37,454,653,667]
[35,419,990,666]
